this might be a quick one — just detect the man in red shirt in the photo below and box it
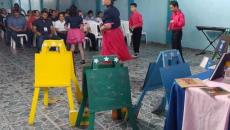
[129,3,143,58]
[168,1,185,61]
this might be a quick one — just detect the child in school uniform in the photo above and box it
[65,5,85,64]
[100,0,133,61]
[129,2,143,58]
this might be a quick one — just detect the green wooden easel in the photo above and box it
[76,56,138,130]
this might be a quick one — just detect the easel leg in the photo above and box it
[128,107,139,130]
[73,75,82,103]
[66,86,77,126]
[28,87,40,125]
[71,57,83,103]
[76,98,87,127]
[43,88,49,106]
[89,112,95,130]
[134,90,146,117]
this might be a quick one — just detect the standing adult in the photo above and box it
[168,1,185,61]
[100,0,133,61]
[129,2,143,58]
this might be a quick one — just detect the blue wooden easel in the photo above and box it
[134,49,185,116]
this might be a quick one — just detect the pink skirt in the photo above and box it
[67,28,85,44]
[101,28,133,61]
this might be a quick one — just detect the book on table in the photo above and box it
[176,78,206,88]
[201,87,230,97]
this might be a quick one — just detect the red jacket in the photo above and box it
[129,11,143,29]
[168,10,185,30]
[27,16,36,30]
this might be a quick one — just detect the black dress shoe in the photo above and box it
[80,60,86,64]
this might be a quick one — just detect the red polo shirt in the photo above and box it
[129,11,143,29]
[168,10,185,30]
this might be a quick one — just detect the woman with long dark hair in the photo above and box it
[65,5,85,64]
[100,0,133,61]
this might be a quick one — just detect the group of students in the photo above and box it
[0,0,185,64]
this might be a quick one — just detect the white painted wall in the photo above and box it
[78,0,96,15]
[0,0,11,9]
[43,0,56,10]
[136,0,168,43]
[178,0,230,50]
[114,0,129,20]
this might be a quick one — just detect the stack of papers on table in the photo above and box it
[201,87,230,97]
[176,78,206,88]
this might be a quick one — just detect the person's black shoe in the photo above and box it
[132,53,139,58]
[80,60,86,64]
[17,45,23,49]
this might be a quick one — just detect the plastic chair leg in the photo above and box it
[89,112,95,130]
[66,86,77,126]
[43,88,49,106]
[20,37,24,47]
[28,87,40,125]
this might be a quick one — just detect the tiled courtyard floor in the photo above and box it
[0,41,213,130]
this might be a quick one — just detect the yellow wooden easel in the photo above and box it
[28,40,82,126]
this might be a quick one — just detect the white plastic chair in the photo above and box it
[84,37,92,49]
[142,31,148,44]
[121,20,148,45]
[11,34,28,49]
[121,21,132,46]
[87,21,103,48]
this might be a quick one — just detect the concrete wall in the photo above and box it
[135,0,168,43]
[178,0,230,50]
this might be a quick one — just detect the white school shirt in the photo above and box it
[54,20,66,32]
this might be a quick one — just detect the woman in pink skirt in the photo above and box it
[65,5,85,64]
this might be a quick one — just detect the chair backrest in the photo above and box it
[87,21,100,36]
[120,20,126,35]
[121,20,130,35]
